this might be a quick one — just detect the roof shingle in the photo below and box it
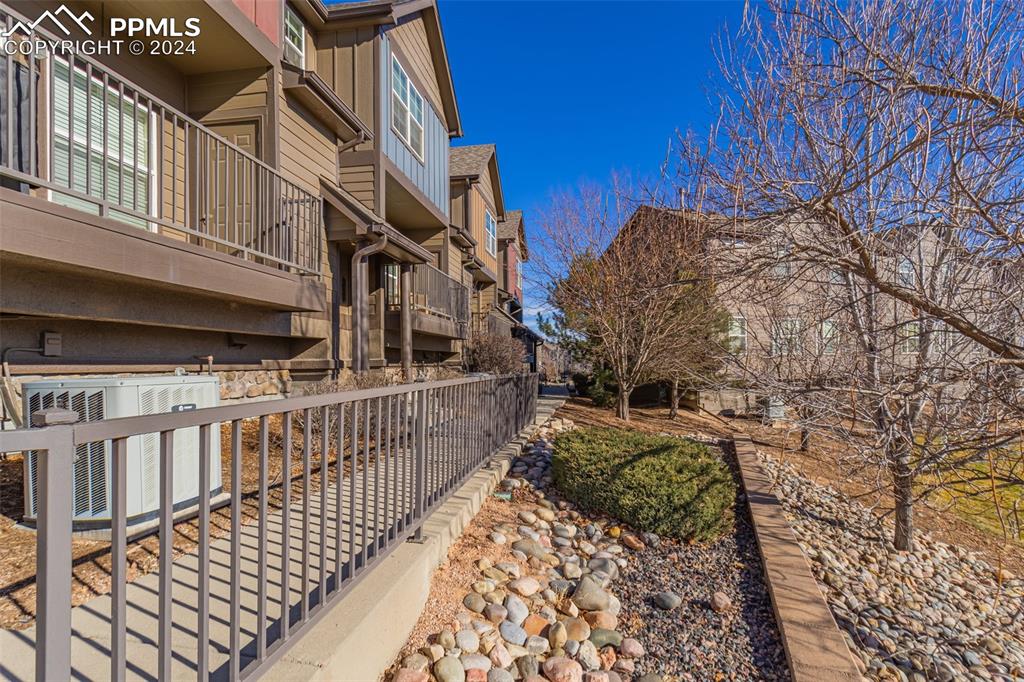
[498,209,528,260]
[449,144,495,177]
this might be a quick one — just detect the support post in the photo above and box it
[400,263,413,382]
[32,408,78,682]
[411,387,428,541]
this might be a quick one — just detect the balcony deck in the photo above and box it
[0,5,322,277]
[384,263,471,340]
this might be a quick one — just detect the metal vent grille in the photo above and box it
[27,389,107,517]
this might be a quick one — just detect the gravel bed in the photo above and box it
[390,420,791,682]
[616,445,788,681]
[760,452,1024,682]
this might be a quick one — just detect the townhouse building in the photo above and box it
[0,0,536,425]
[619,207,998,416]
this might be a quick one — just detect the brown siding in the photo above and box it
[388,16,446,127]
[338,164,376,211]
[278,73,338,192]
[316,26,378,140]
[188,68,270,120]
[469,187,498,273]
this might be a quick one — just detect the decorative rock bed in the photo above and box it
[759,452,1024,682]
[615,449,789,681]
[389,420,790,682]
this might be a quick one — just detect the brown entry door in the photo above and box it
[204,120,260,258]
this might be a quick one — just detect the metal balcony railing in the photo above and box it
[0,6,322,275]
[385,262,471,326]
[0,373,539,680]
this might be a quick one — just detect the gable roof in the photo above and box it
[450,144,505,215]
[449,144,494,177]
[310,0,461,137]
[498,209,528,260]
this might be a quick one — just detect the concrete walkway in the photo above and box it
[0,396,566,681]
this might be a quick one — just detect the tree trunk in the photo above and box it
[616,387,632,421]
[669,379,680,419]
[891,446,915,551]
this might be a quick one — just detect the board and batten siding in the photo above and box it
[380,33,449,220]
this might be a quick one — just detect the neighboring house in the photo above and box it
[623,207,998,416]
[0,0,526,422]
[448,144,512,332]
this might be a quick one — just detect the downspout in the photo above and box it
[337,130,367,155]
[351,230,389,374]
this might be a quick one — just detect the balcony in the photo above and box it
[0,6,322,277]
[384,263,470,339]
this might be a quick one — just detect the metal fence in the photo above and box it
[0,5,323,275]
[0,373,539,681]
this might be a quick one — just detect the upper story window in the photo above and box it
[284,5,305,68]
[391,56,424,159]
[516,257,523,291]
[772,241,793,278]
[485,210,497,256]
[899,321,920,354]
[897,257,916,288]
[728,316,747,353]
[772,318,802,356]
[819,320,839,355]
[52,58,152,229]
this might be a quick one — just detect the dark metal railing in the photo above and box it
[0,5,322,275]
[386,263,471,327]
[0,373,539,681]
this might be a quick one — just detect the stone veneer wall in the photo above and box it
[217,370,292,401]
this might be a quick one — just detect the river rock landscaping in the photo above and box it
[389,418,789,682]
[759,450,1024,682]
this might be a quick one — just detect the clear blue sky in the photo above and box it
[441,0,743,210]
[439,1,744,324]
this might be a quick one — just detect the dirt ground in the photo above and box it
[554,398,1024,575]
[0,415,355,630]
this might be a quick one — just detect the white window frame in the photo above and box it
[772,318,802,356]
[773,241,793,278]
[390,55,425,160]
[49,57,156,230]
[819,320,839,355]
[383,262,400,307]
[897,257,916,288]
[284,5,305,69]
[516,255,523,291]
[899,321,921,355]
[728,315,747,353]
[485,210,497,256]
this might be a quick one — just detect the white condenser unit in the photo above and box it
[23,375,222,531]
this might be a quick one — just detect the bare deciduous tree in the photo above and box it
[677,0,1024,550]
[535,183,724,420]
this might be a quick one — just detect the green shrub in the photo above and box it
[552,427,735,541]
[571,372,592,396]
[587,368,618,408]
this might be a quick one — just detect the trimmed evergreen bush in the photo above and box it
[552,427,735,541]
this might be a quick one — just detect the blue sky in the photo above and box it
[439,0,744,324]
